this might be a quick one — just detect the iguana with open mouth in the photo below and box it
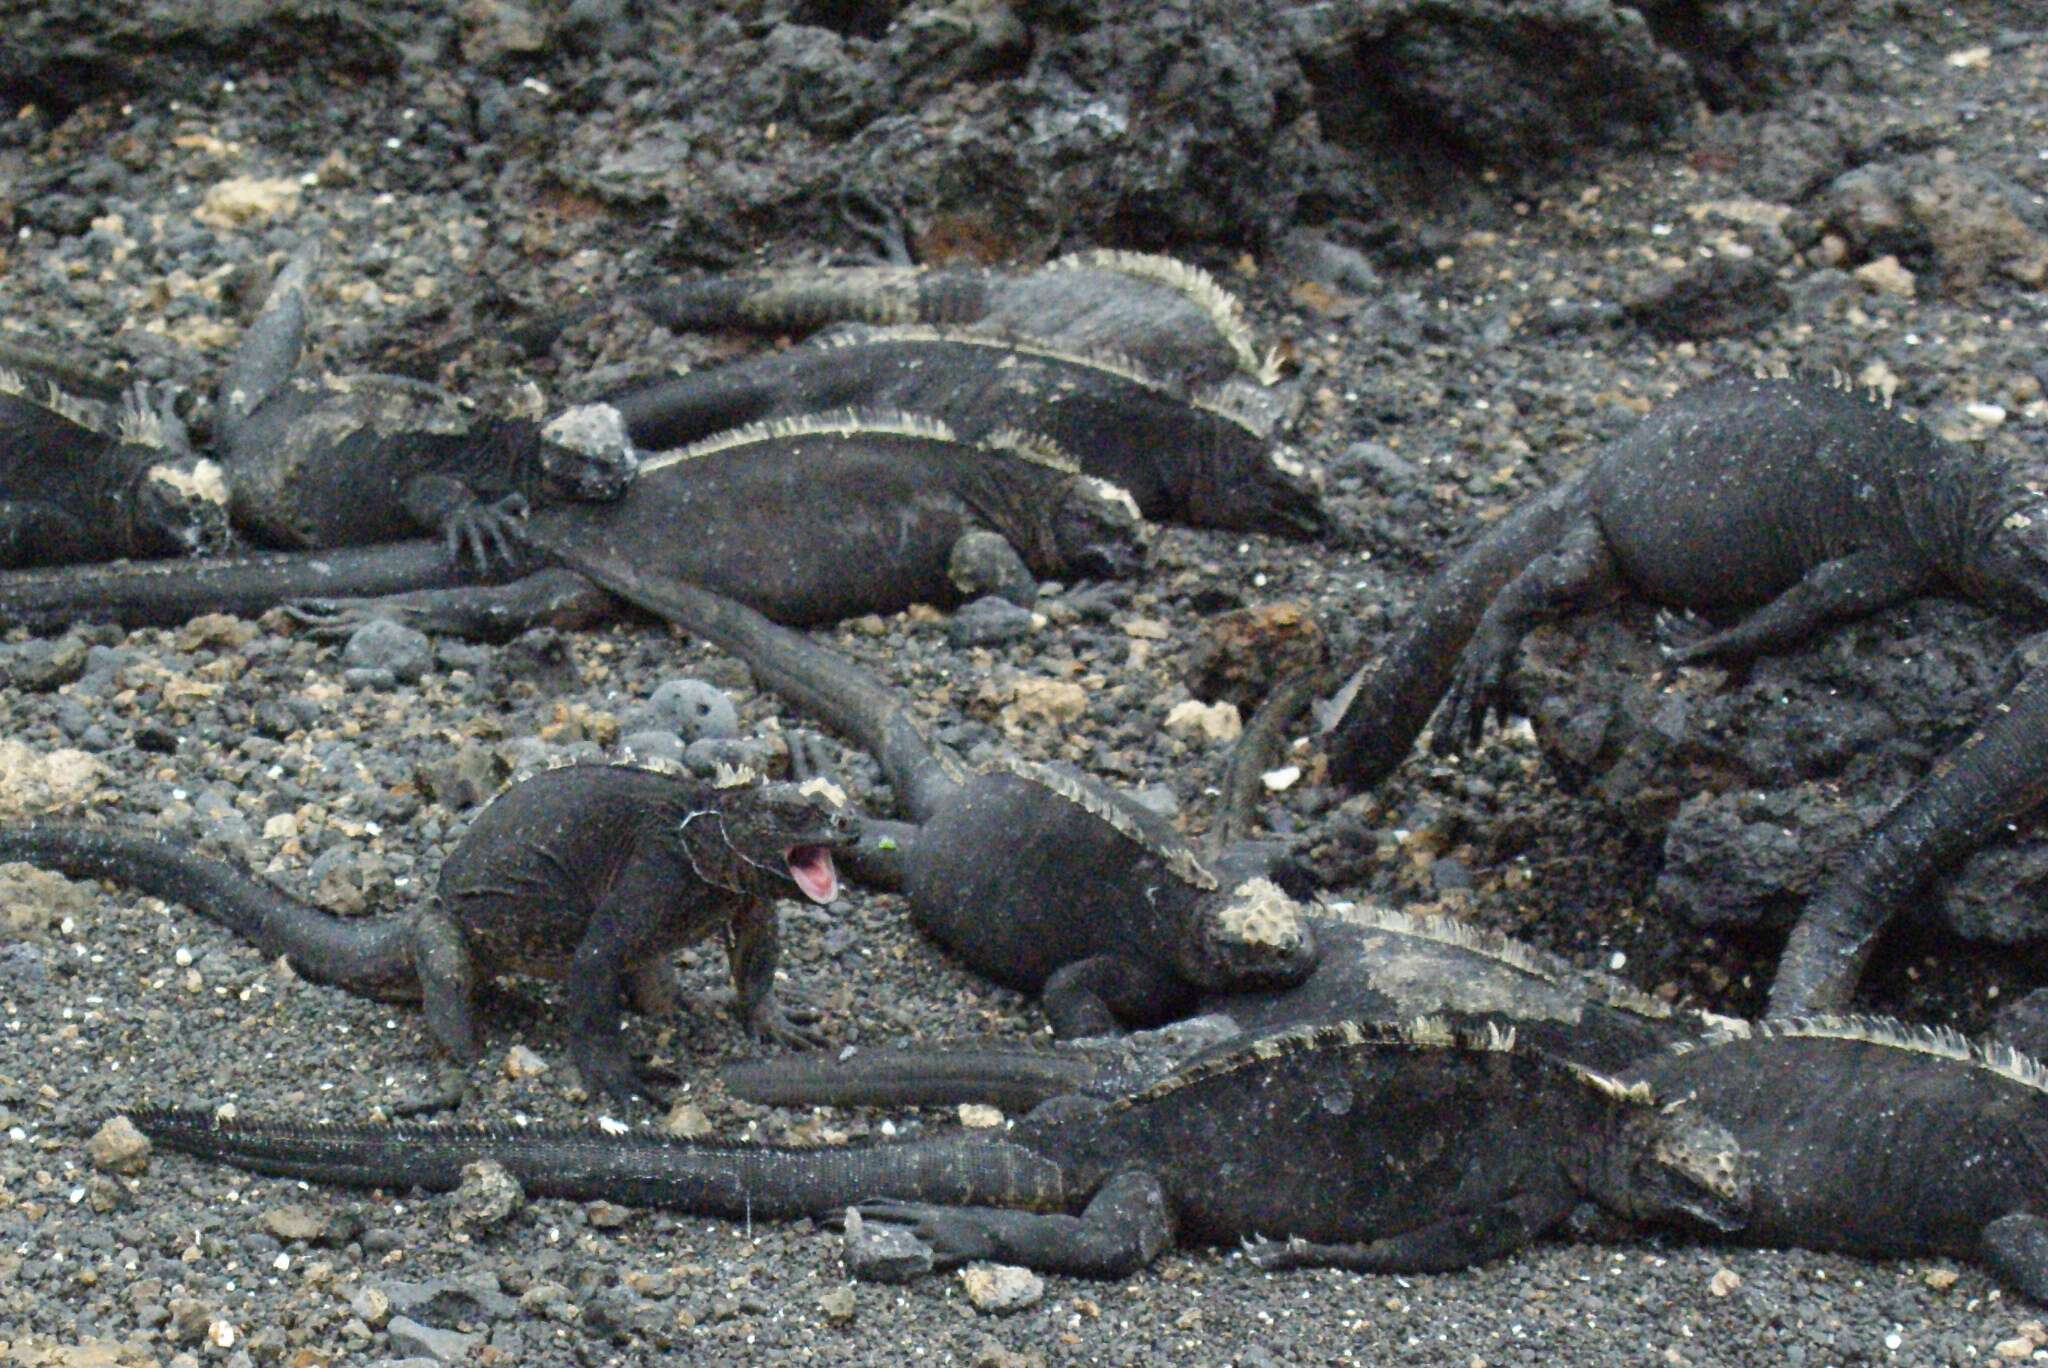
[0,765,848,1105]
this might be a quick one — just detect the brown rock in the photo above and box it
[1183,601,1326,710]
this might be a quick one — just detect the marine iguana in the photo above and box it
[539,558,1319,1035]
[1769,663,2048,1015]
[0,765,846,1104]
[1321,372,2048,790]
[215,251,638,567]
[0,411,1144,633]
[719,903,1710,1111]
[128,1017,1749,1279]
[0,364,231,567]
[1615,1015,2048,1300]
[517,250,1283,394]
[602,328,1323,538]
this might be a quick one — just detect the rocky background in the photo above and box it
[5,0,2048,1363]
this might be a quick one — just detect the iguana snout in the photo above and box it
[1052,478,1148,581]
[138,459,234,556]
[538,403,639,503]
[1183,877,1318,990]
[1608,1103,1751,1235]
[1970,499,2048,617]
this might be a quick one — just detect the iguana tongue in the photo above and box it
[786,846,839,904]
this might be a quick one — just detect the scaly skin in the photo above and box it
[0,412,1143,635]
[545,557,1320,1035]
[1323,374,2048,791]
[215,250,636,567]
[1625,1017,2048,1300]
[1769,665,2048,1014]
[517,250,1281,394]
[720,906,1706,1111]
[0,766,848,1106]
[605,330,1324,538]
[0,362,230,566]
[131,1018,1750,1279]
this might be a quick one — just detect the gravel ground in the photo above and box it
[5,2,2048,1364]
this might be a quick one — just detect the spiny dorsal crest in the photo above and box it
[981,426,1079,474]
[0,366,114,435]
[636,409,958,476]
[1112,1015,1551,1111]
[990,758,1216,890]
[1316,902,1673,1019]
[1682,1013,2048,1096]
[1050,250,1277,384]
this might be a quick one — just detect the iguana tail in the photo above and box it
[549,544,964,821]
[1323,471,1590,790]
[1769,663,2048,1015]
[630,268,988,336]
[0,539,481,631]
[0,823,415,997]
[129,1108,1067,1218]
[721,1043,1123,1113]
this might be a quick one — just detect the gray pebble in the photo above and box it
[844,1215,934,1283]
[385,1316,481,1364]
[947,595,1036,648]
[618,729,686,764]
[641,679,738,742]
[342,619,433,684]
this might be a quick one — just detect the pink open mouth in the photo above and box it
[786,845,839,904]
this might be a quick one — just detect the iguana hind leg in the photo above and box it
[1435,521,1618,755]
[288,568,616,641]
[852,1169,1171,1278]
[1246,1189,1570,1273]
[1668,548,1928,665]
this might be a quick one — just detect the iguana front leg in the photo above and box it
[1669,548,1929,665]
[729,896,826,1050]
[851,1169,1172,1278]
[402,475,528,572]
[1983,1213,2048,1303]
[1041,955,1201,1037]
[1245,1189,1571,1273]
[0,501,95,568]
[1434,521,1619,754]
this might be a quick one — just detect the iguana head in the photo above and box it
[1179,877,1318,991]
[133,457,234,557]
[537,403,638,503]
[1592,1099,1749,1234]
[1239,445,1329,541]
[693,781,852,905]
[1050,478,1147,581]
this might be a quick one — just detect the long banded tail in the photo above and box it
[130,1109,1065,1218]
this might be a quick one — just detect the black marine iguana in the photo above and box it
[0,765,846,1104]
[518,250,1282,394]
[1319,372,2048,790]
[215,251,637,566]
[1610,1016,2048,1300]
[603,329,1325,538]
[129,1017,1749,1278]
[541,559,1319,1035]
[719,903,1716,1111]
[0,410,1145,633]
[0,363,231,566]
[1769,663,2048,1015]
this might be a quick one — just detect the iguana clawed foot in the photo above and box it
[280,597,406,640]
[746,993,828,1052]
[1432,643,1515,757]
[836,186,913,267]
[442,492,530,573]
[844,1200,998,1266]
[572,1037,679,1108]
[1240,1234,1318,1270]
